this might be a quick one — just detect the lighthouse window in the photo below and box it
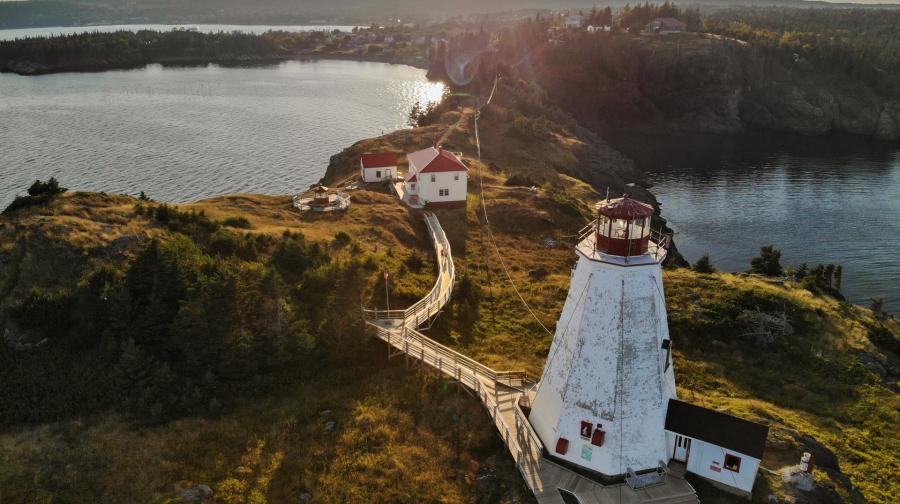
[580,421,592,439]
[634,218,649,237]
[724,454,742,472]
[612,219,630,238]
[598,215,610,236]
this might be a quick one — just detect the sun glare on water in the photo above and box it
[416,80,447,107]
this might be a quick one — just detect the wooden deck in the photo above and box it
[363,212,698,504]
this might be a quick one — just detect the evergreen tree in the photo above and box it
[823,264,835,287]
[693,254,715,274]
[750,245,783,277]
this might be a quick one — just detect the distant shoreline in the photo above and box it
[0,29,430,76]
[1,52,427,76]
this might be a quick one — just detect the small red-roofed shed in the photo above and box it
[360,152,398,183]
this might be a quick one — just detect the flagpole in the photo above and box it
[384,271,390,312]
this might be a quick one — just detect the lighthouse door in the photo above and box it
[673,435,691,463]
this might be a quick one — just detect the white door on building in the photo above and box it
[673,435,691,463]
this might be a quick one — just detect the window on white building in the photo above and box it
[430,174,436,182]
[723,454,742,472]
[454,174,459,181]
[376,170,381,178]
[439,189,449,197]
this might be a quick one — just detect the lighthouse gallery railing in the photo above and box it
[578,219,671,263]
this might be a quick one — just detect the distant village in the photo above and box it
[295,7,698,68]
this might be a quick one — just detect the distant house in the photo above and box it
[645,17,687,34]
[664,399,769,496]
[565,15,583,29]
[404,147,468,207]
[360,152,398,183]
[586,24,611,33]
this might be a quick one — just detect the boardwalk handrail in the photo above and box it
[362,211,537,491]
[362,213,455,326]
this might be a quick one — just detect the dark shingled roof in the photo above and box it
[665,399,769,459]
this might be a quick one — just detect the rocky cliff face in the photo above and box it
[535,34,900,141]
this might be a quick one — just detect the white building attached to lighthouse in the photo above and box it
[527,196,768,497]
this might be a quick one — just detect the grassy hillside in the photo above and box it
[1,81,897,503]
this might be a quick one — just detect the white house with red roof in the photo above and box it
[360,152,398,183]
[403,147,468,207]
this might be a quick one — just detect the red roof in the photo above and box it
[419,150,467,173]
[596,196,654,219]
[360,152,398,168]
[407,174,417,182]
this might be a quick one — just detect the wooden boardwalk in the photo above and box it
[363,212,698,504]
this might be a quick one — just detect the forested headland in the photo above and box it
[486,4,900,140]
[0,30,296,75]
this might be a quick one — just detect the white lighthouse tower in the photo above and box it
[529,196,676,478]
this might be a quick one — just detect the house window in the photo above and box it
[723,454,742,472]
[411,183,416,190]
[376,170,381,178]
[439,189,449,197]
[454,174,459,181]
[430,174,436,182]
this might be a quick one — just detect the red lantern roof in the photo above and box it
[596,196,654,219]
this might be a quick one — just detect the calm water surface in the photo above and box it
[1,60,444,205]
[609,133,900,314]
[0,24,360,41]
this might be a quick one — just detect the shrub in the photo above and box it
[332,231,352,247]
[693,254,715,274]
[408,100,442,127]
[151,204,219,236]
[749,245,783,277]
[2,177,68,214]
[453,274,482,338]
[271,234,329,282]
[221,216,252,229]
[509,114,554,141]
[867,322,899,354]
[504,173,541,187]
[208,229,258,260]
[870,298,889,321]
[404,252,426,272]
